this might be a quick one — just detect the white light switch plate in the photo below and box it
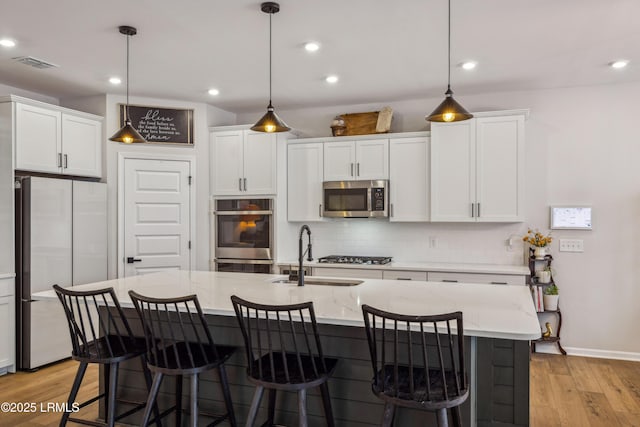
[559,239,584,252]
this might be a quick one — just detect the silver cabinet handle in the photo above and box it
[390,203,394,217]
[350,163,354,176]
[243,178,247,191]
[442,279,458,283]
[397,277,412,281]
[239,178,242,191]
[63,154,68,169]
[471,203,475,218]
[357,162,360,176]
[319,204,322,217]
[490,281,508,285]
[477,202,481,217]
[57,153,62,168]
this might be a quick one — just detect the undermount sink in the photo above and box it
[271,277,363,286]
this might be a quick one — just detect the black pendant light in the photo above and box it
[109,25,147,143]
[426,0,473,123]
[251,2,290,133]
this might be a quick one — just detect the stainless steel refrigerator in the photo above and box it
[15,176,107,370]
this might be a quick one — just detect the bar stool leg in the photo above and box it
[381,402,395,427]
[246,386,265,427]
[175,374,183,427]
[436,408,449,427]
[267,389,277,426]
[60,362,88,426]
[451,406,462,427]
[298,389,308,427]
[141,373,163,427]
[140,356,162,427]
[217,364,237,427]
[190,373,198,427]
[319,382,335,427]
[106,362,119,427]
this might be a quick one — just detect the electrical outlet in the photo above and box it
[429,237,437,248]
[559,239,584,252]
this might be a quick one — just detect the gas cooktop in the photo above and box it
[317,255,392,265]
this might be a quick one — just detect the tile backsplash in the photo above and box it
[278,220,528,265]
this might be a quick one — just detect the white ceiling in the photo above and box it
[0,0,637,114]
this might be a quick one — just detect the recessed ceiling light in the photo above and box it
[610,60,629,69]
[460,61,477,70]
[0,38,16,48]
[325,75,339,84]
[208,88,220,96]
[304,42,320,52]
[109,77,122,85]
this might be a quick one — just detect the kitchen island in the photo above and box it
[34,270,540,427]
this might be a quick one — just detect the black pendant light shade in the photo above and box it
[252,2,290,133]
[426,0,472,123]
[109,25,147,143]
[426,87,473,122]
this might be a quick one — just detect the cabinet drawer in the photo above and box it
[427,271,525,285]
[312,267,383,280]
[382,270,428,281]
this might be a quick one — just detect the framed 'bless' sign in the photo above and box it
[119,104,194,145]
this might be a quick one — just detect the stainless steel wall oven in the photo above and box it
[213,198,273,273]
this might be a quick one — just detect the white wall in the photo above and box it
[63,94,236,279]
[240,81,640,359]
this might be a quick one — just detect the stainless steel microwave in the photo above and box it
[322,180,389,218]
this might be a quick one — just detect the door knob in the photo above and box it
[127,257,142,264]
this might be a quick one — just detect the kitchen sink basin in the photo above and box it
[271,278,363,286]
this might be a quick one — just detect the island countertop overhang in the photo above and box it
[33,270,541,341]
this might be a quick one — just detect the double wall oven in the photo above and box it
[213,198,274,274]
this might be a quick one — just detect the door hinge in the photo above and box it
[188,241,191,250]
[188,175,192,185]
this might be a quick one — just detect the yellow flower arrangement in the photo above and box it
[522,229,552,247]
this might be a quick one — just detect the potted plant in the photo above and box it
[523,228,553,259]
[536,265,552,284]
[543,284,559,311]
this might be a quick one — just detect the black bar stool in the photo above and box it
[361,305,469,427]
[53,284,161,427]
[128,290,237,427]
[230,295,338,427]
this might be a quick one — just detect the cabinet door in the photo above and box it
[244,131,277,195]
[324,141,356,181]
[211,130,244,195]
[0,293,14,371]
[430,120,476,222]
[15,103,62,174]
[62,114,102,177]
[355,139,389,179]
[312,267,383,279]
[287,143,324,221]
[389,137,429,221]
[476,115,525,222]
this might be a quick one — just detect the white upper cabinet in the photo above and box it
[431,111,526,222]
[210,127,276,196]
[389,136,430,222]
[324,139,388,181]
[287,142,324,222]
[12,98,102,178]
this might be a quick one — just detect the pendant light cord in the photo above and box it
[126,32,130,121]
[269,11,273,105]
[447,0,451,90]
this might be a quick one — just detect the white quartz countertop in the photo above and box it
[278,260,530,275]
[33,270,541,341]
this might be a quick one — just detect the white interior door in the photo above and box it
[123,158,191,276]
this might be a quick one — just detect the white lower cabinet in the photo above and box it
[382,270,428,281]
[312,267,383,280]
[427,271,525,285]
[0,278,15,374]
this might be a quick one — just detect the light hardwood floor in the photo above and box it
[0,354,639,426]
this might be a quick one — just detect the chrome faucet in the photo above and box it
[296,224,313,286]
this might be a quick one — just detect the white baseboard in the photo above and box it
[563,346,640,362]
[534,343,640,361]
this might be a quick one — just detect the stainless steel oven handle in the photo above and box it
[214,210,273,215]
[214,259,274,265]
